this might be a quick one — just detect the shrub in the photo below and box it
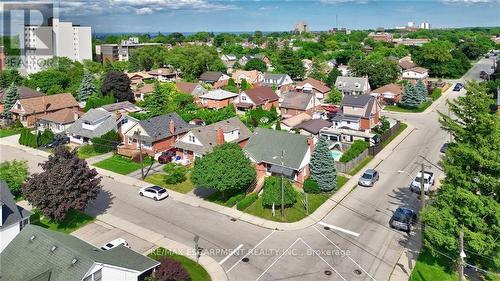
[226,193,245,207]
[162,163,188,184]
[339,140,369,163]
[154,257,190,281]
[38,129,54,146]
[303,178,321,194]
[261,176,297,208]
[237,193,258,211]
[19,128,38,148]
[91,130,121,153]
[0,160,28,197]
[430,88,442,101]
[373,116,390,134]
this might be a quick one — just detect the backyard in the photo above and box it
[93,154,154,175]
[148,247,211,281]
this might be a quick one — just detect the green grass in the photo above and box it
[381,122,408,148]
[0,128,22,138]
[31,209,95,234]
[410,249,458,281]
[348,156,374,176]
[144,172,195,194]
[385,100,433,113]
[94,154,154,175]
[148,247,211,281]
[77,144,105,159]
[243,175,349,222]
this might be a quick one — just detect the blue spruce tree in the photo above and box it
[309,137,337,191]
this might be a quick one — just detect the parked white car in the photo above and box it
[410,171,435,194]
[101,238,129,250]
[139,185,169,201]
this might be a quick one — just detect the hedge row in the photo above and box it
[226,193,245,207]
[236,193,258,211]
[339,140,370,163]
[19,128,54,148]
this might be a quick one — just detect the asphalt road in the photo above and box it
[0,59,482,280]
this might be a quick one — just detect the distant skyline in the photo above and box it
[3,0,500,34]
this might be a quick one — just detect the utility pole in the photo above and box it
[459,229,465,281]
[136,130,144,180]
[280,150,285,219]
[420,162,425,212]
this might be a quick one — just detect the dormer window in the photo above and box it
[189,135,195,143]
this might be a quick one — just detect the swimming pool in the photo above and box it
[330,150,343,161]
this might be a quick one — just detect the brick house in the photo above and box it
[234,86,279,112]
[280,91,321,118]
[9,93,79,127]
[296,77,331,100]
[331,94,381,131]
[199,89,238,109]
[199,71,230,89]
[0,86,44,112]
[173,117,251,162]
[370,83,404,105]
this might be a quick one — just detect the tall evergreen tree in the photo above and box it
[415,79,428,102]
[76,71,97,102]
[2,83,19,118]
[309,137,337,191]
[400,84,422,108]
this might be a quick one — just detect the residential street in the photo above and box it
[0,60,479,280]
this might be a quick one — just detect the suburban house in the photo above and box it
[36,108,82,134]
[320,126,377,146]
[296,77,331,100]
[199,89,238,109]
[147,67,180,82]
[234,85,280,111]
[335,76,371,96]
[280,91,321,118]
[295,119,333,137]
[0,86,44,112]
[175,81,208,103]
[231,70,263,85]
[119,113,192,157]
[238,54,272,68]
[66,108,121,144]
[199,71,230,88]
[368,31,393,42]
[174,117,251,162]
[1,224,159,281]
[244,128,314,185]
[261,73,293,94]
[280,112,312,131]
[331,94,381,131]
[9,93,79,127]
[133,83,154,101]
[221,54,237,72]
[0,181,31,253]
[402,67,429,84]
[398,56,417,70]
[127,71,153,85]
[370,83,404,105]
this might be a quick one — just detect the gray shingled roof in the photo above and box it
[280,92,314,110]
[199,71,224,82]
[244,128,310,170]
[342,94,374,108]
[296,119,333,135]
[138,113,192,143]
[0,86,44,103]
[66,108,117,139]
[335,76,369,92]
[0,225,159,281]
[1,181,31,229]
[262,73,289,86]
[174,117,251,155]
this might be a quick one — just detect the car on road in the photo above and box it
[358,169,379,187]
[479,71,490,80]
[44,135,70,148]
[139,185,169,201]
[390,207,417,233]
[453,83,464,92]
[440,143,449,154]
[410,171,435,194]
[158,148,176,164]
[101,238,129,250]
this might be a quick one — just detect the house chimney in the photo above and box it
[307,137,314,154]
[216,128,224,145]
[73,110,79,121]
[169,119,175,135]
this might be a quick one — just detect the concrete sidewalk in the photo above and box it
[85,151,113,165]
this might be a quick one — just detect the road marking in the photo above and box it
[318,221,360,237]
[219,244,243,265]
[313,226,377,281]
[300,238,347,281]
[255,238,302,281]
[226,230,276,273]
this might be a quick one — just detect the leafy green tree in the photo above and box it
[2,83,19,118]
[222,78,239,93]
[0,160,28,197]
[101,71,134,102]
[91,130,121,153]
[310,137,337,191]
[400,84,423,108]
[0,69,23,88]
[325,87,342,105]
[309,61,327,82]
[84,93,115,111]
[191,143,256,197]
[165,45,226,81]
[22,146,102,221]
[349,55,399,89]
[143,83,173,117]
[240,79,251,91]
[276,47,305,80]
[128,45,168,71]
[261,176,297,208]
[76,71,96,102]
[244,58,267,72]
[37,129,54,147]
[303,178,321,194]
[459,40,489,60]
[325,68,341,87]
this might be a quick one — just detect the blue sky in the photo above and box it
[4,0,500,34]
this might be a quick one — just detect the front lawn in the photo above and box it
[385,100,433,113]
[148,247,211,281]
[410,249,457,281]
[31,209,94,234]
[0,128,22,138]
[243,175,349,223]
[144,172,195,194]
[77,144,105,159]
[94,154,154,175]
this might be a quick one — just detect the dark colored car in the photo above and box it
[390,207,418,233]
[453,83,464,92]
[158,148,176,164]
[440,143,449,154]
[45,135,70,148]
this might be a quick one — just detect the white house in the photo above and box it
[0,181,31,253]
[23,17,91,74]
[402,67,429,81]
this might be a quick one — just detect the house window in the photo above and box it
[93,269,102,281]
[347,121,350,124]
[17,103,21,109]
[241,96,246,101]
[189,135,195,143]
[83,276,92,281]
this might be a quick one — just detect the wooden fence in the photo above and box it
[335,149,369,174]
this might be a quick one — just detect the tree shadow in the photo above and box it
[192,187,217,199]
[85,189,114,217]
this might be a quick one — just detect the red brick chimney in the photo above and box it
[169,119,175,135]
[216,128,224,145]
[307,137,314,154]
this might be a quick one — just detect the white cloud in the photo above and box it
[136,7,154,14]
[440,0,500,3]
[319,0,371,4]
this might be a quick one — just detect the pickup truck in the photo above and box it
[410,171,435,194]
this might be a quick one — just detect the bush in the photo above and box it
[162,163,188,184]
[91,130,121,153]
[237,193,258,211]
[38,129,54,146]
[339,140,369,163]
[303,178,321,194]
[226,193,245,207]
[261,176,297,208]
[0,160,28,197]
[430,88,442,101]
[19,128,38,148]
[373,116,390,134]
[154,257,190,281]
